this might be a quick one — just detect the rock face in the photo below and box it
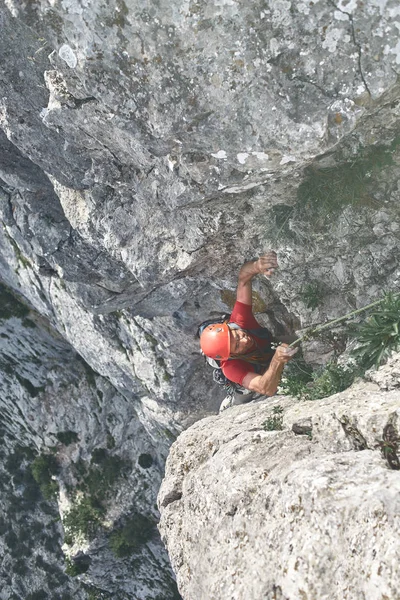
[0,285,179,599]
[1,0,400,597]
[1,0,400,431]
[158,357,400,600]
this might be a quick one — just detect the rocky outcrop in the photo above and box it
[158,359,400,600]
[1,0,400,597]
[1,0,400,432]
[0,285,179,599]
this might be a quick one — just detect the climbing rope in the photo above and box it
[289,293,400,348]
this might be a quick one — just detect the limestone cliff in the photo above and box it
[158,355,400,600]
[1,0,400,597]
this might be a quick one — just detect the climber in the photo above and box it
[199,251,298,398]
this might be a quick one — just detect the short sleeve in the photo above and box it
[221,359,257,387]
[230,301,261,331]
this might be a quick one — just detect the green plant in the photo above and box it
[300,281,325,310]
[263,405,284,431]
[138,453,153,469]
[351,293,400,369]
[109,514,155,557]
[303,362,356,401]
[278,356,314,398]
[106,433,115,449]
[63,496,104,540]
[85,453,128,503]
[30,454,60,500]
[296,141,398,221]
[26,590,47,600]
[82,584,113,600]
[56,431,79,445]
[65,557,90,577]
[269,139,400,244]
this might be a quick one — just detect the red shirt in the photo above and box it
[220,301,273,387]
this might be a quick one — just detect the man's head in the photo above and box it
[200,323,254,360]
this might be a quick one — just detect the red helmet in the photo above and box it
[200,322,231,360]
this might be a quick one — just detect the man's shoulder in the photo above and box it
[230,301,260,329]
[221,357,255,386]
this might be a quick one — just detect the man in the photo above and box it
[200,251,298,399]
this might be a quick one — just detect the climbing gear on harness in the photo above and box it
[197,314,275,395]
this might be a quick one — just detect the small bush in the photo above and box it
[278,357,314,398]
[4,530,18,548]
[85,453,129,503]
[138,453,153,469]
[307,362,356,400]
[56,431,79,446]
[63,497,104,540]
[0,282,30,320]
[109,514,155,557]
[279,345,357,402]
[0,516,7,535]
[31,454,60,500]
[5,445,35,473]
[300,281,325,310]
[14,559,28,576]
[91,448,108,464]
[26,590,48,600]
[263,406,284,431]
[65,557,90,577]
[106,433,115,450]
[351,293,400,369]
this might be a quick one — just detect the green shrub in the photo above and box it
[263,406,284,431]
[56,431,79,446]
[106,433,116,450]
[30,454,60,500]
[14,559,28,576]
[296,141,398,221]
[26,590,47,600]
[0,282,30,320]
[351,293,400,369]
[280,357,356,401]
[278,357,314,398]
[82,585,113,600]
[63,497,104,540]
[0,517,6,535]
[65,451,130,543]
[138,453,153,469]
[65,557,90,577]
[4,530,18,548]
[5,445,35,473]
[85,453,129,503]
[91,448,108,464]
[109,514,155,557]
[300,281,325,310]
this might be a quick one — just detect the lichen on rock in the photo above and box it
[158,366,400,600]
[1,0,400,597]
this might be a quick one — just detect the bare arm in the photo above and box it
[236,252,278,305]
[241,344,298,395]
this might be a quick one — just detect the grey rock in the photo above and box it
[1,0,400,597]
[0,287,178,599]
[158,373,400,600]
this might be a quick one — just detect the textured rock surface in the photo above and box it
[0,0,400,432]
[1,0,400,597]
[0,287,179,599]
[158,363,400,600]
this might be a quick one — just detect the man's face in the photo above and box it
[229,328,255,355]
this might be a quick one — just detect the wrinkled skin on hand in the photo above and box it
[273,343,298,364]
[255,251,278,277]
